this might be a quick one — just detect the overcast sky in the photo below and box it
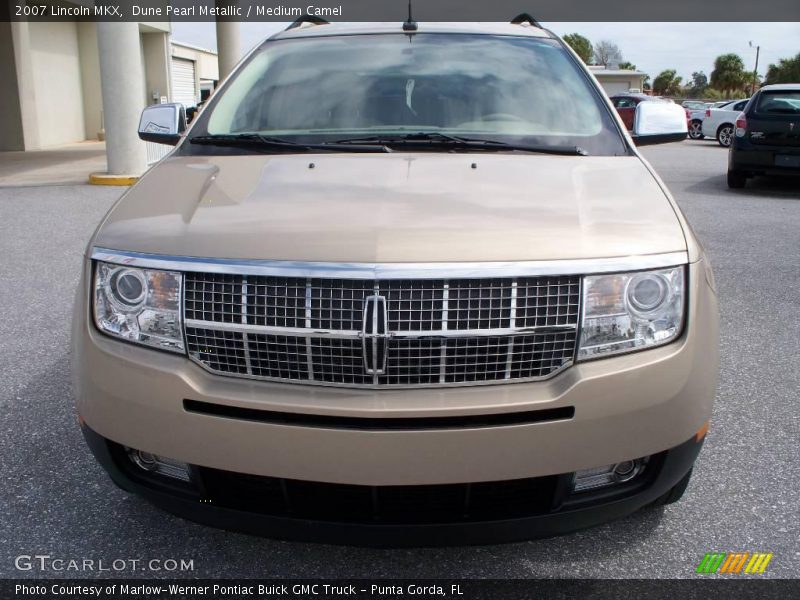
[171,21,800,81]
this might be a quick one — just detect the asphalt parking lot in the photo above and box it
[1,140,798,579]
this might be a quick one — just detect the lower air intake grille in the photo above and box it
[197,467,559,524]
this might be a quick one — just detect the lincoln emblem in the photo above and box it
[361,295,390,374]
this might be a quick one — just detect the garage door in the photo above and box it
[601,81,632,96]
[171,57,197,108]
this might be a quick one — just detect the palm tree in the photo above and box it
[710,54,748,97]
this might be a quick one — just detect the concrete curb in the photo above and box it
[89,172,138,186]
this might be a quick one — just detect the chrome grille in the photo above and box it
[382,280,445,332]
[185,273,581,388]
[312,280,374,330]
[309,338,372,385]
[184,273,242,324]
[447,279,512,330]
[185,327,248,374]
[246,277,305,328]
[248,334,307,380]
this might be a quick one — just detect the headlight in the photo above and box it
[93,262,184,353]
[578,266,684,360]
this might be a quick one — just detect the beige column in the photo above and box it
[96,22,147,176]
[9,22,40,150]
[215,0,241,81]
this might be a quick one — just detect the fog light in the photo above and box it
[613,460,637,481]
[572,458,647,492]
[127,448,191,482]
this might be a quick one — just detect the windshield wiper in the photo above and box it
[190,133,391,153]
[331,132,588,156]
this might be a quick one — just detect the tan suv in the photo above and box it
[73,18,718,545]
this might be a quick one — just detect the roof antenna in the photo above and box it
[403,0,418,32]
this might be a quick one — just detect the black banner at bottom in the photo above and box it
[3,579,800,600]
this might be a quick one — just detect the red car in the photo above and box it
[610,94,681,131]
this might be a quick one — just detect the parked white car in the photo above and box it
[687,107,710,139]
[701,99,750,147]
[681,101,708,110]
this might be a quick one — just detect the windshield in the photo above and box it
[189,33,626,156]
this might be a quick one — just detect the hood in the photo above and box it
[94,153,686,263]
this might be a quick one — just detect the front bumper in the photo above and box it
[82,424,704,546]
[730,142,800,176]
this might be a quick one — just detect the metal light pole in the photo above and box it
[749,41,760,96]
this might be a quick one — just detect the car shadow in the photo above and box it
[687,173,800,199]
[742,175,800,197]
[687,139,723,149]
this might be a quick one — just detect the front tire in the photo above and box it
[689,120,704,140]
[717,124,734,147]
[728,169,748,189]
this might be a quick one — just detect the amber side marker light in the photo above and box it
[696,420,710,442]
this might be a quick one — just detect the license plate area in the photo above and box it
[775,154,800,168]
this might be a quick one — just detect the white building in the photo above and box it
[170,41,220,110]
[589,66,648,96]
[0,20,172,152]
[1,1,239,178]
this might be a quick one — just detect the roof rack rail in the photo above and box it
[510,13,542,28]
[285,15,329,30]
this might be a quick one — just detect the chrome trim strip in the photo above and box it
[439,283,449,385]
[509,279,518,329]
[92,247,689,279]
[505,280,518,380]
[391,326,579,340]
[183,319,576,339]
[184,356,574,390]
[304,337,315,382]
[240,277,252,375]
[241,277,248,326]
[304,279,315,381]
[186,320,361,339]
[242,332,253,375]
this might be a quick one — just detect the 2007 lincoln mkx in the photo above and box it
[73,17,719,545]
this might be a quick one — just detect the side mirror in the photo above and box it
[631,101,688,146]
[138,103,187,146]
